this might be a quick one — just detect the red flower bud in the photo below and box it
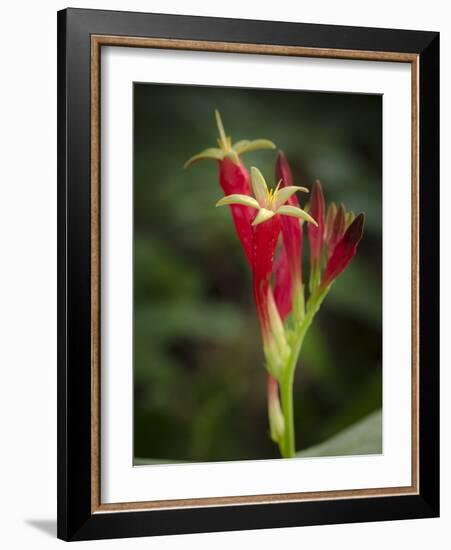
[321,214,365,288]
[327,202,346,258]
[274,152,303,319]
[308,180,325,268]
[273,247,293,321]
[185,111,276,265]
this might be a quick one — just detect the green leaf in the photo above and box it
[296,410,382,458]
[134,457,184,465]
[136,410,382,465]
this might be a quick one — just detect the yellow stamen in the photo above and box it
[266,183,282,209]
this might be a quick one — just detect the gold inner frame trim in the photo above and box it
[90,34,420,514]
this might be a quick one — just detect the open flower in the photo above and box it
[216,167,316,227]
[185,111,276,263]
[184,110,276,167]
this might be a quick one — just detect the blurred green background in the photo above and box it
[133,83,382,463]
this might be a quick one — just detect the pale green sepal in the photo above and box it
[184,148,224,168]
[265,355,282,380]
[216,194,260,209]
[267,291,291,363]
[292,280,305,324]
[274,186,309,209]
[264,339,284,379]
[250,167,269,206]
[252,208,275,226]
[269,396,285,443]
[233,139,276,155]
[231,140,250,153]
[277,205,318,226]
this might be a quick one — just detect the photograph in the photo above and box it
[133,83,383,464]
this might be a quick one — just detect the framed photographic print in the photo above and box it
[57,8,439,541]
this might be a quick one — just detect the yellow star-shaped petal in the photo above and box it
[216,167,318,227]
[184,111,276,168]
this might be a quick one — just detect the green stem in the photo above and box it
[280,370,295,457]
[278,286,330,458]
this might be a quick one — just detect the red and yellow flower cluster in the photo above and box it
[186,111,364,457]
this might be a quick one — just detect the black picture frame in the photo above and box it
[57,7,439,541]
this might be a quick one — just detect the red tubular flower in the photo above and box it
[252,216,280,338]
[274,152,303,320]
[308,180,325,290]
[273,248,293,321]
[185,111,276,264]
[306,180,364,292]
[321,214,365,288]
[218,157,254,263]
